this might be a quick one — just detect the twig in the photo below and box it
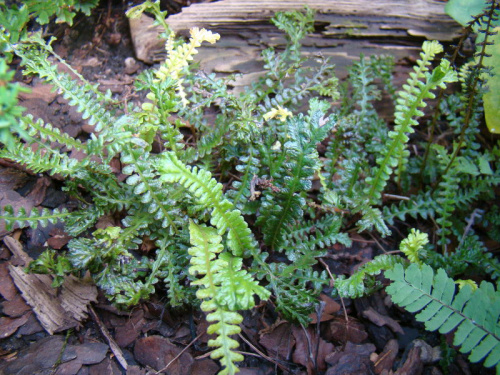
[383,193,410,201]
[89,305,128,371]
[318,258,334,288]
[155,332,203,374]
[237,333,293,374]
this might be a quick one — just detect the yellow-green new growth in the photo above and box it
[188,222,269,375]
[156,27,220,106]
[400,228,428,265]
[263,105,293,122]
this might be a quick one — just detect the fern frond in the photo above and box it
[383,190,438,225]
[0,205,71,232]
[335,254,405,298]
[400,229,428,265]
[386,264,500,371]
[189,222,268,374]
[19,114,85,151]
[122,149,182,234]
[159,152,255,256]
[0,142,83,176]
[365,41,458,203]
[258,108,335,250]
[226,151,261,214]
[283,214,352,259]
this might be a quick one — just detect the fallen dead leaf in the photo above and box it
[46,227,72,249]
[115,309,146,348]
[259,321,295,361]
[1,293,31,317]
[309,293,341,324]
[325,317,368,344]
[134,335,194,374]
[0,261,18,300]
[191,358,219,375]
[292,325,334,374]
[18,83,58,103]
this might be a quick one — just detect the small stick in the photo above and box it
[89,305,128,371]
[155,332,203,374]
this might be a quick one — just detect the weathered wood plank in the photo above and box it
[129,0,462,91]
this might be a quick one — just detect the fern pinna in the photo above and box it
[386,263,500,373]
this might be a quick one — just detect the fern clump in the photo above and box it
[1,0,499,373]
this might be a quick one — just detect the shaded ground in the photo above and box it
[0,1,497,374]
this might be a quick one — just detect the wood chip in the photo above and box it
[4,236,97,335]
[362,306,404,334]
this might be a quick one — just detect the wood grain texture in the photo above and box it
[130,0,462,91]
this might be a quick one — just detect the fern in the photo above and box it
[334,254,404,298]
[386,263,500,373]
[258,102,335,250]
[0,206,71,232]
[365,41,458,204]
[188,221,269,375]
[158,152,255,257]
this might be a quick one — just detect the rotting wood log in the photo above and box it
[129,0,462,91]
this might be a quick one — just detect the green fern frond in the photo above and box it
[189,222,268,374]
[365,41,458,203]
[226,152,261,214]
[386,264,500,372]
[335,254,405,298]
[258,107,335,250]
[283,214,352,259]
[0,142,84,176]
[0,205,71,232]
[122,149,182,234]
[383,190,438,224]
[19,114,85,151]
[159,152,255,257]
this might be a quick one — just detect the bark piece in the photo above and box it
[373,339,399,374]
[5,236,97,334]
[0,313,31,339]
[362,306,404,334]
[395,346,423,375]
[325,342,376,375]
[130,0,462,95]
[0,261,18,300]
[16,312,44,336]
[0,335,74,374]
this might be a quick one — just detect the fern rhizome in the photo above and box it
[1,0,499,373]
